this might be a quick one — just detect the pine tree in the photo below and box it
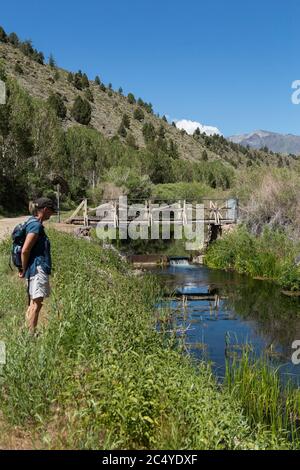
[71,96,92,125]
[142,122,156,143]
[49,53,56,68]
[74,73,83,90]
[158,124,165,138]
[0,26,7,42]
[168,139,179,159]
[34,51,44,64]
[127,93,136,104]
[8,32,19,46]
[67,72,74,83]
[82,73,89,88]
[95,75,101,85]
[118,87,123,95]
[85,88,94,102]
[147,103,153,114]
[20,40,34,57]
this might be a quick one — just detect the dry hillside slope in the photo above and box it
[0,40,293,168]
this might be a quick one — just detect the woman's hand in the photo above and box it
[18,270,25,279]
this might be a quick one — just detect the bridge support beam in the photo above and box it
[207,224,222,245]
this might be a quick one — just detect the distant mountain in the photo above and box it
[228,130,300,155]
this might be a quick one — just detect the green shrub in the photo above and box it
[71,96,92,125]
[206,226,300,291]
[118,122,127,138]
[14,63,23,74]
[47,93,67,119]
[153,182,217,201]
[84,88,94,103]
[133,107,144,121]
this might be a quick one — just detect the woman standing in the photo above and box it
[19,197,57,332]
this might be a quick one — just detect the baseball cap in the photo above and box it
[35,197,58,213]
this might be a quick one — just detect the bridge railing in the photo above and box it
[66,198,239,226]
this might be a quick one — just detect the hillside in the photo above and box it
[0,26,299,213]
[229,130,300,155]
[0,40,212,162]
[0,37,294,167]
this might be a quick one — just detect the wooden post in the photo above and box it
[183,200,187,226]
[65,199,85,224]
[113,201,118,228]
[56,184,61,223]
[149,200,153,228]
[83,198,88,226]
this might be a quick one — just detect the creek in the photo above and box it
[149,262,300,382]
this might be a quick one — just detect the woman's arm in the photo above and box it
[20,233,39,277]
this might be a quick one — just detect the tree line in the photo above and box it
[0,72,235,213]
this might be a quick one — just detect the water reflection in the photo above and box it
[151,264,300,381]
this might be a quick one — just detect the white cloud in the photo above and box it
[175,119,222,136]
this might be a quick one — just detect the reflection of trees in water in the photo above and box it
[156,266,300,359]
[221,277,300,357]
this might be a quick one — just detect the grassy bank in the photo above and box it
[205,226,300,292]
[225,353,300,444]
[0,230,293,449]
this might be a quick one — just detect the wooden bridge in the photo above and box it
[66,198,239,228]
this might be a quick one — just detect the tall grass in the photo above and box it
[205,226,300,291]
[0,230,290,449]
[225,352,300,445]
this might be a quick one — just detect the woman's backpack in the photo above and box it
[11,219,31,270]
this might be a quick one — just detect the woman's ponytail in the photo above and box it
[29,201,38,216]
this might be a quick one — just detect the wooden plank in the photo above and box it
[163,294,227,301]
[65,200,85,224]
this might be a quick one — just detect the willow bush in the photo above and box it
[205,226,300,291]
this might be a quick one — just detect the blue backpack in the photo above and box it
[11,218,32,270]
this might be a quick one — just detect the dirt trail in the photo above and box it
[0,216,28,242]
[0,216,80,242]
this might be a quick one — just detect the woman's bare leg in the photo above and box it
[26,297,44,333]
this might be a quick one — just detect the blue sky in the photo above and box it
[1,0,299,136]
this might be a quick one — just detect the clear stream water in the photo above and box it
[149,262,300,383]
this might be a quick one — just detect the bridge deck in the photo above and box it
[69,217,235,226]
